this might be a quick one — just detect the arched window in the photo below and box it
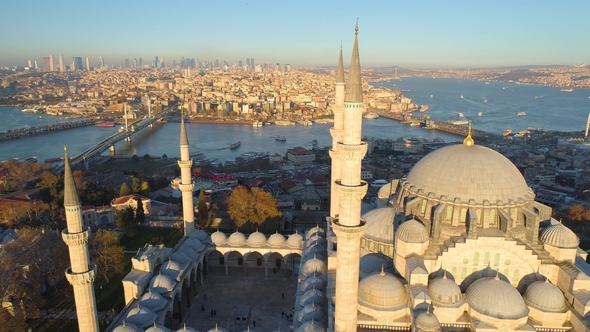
[460,208,467,223]
[489,209,496,226]
[473,252,480,266]
[446,206,453,221]
[494,253,500,266]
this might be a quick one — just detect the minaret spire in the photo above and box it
[344,19,363,104]
[178,111,195,236]
[336,43,345,84]
[62,145,99,332]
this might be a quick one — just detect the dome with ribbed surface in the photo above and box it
[139,289,167,312]
[396,218,429,243]
[227,231,246,246]
[300,287,325,307]
[176,324,199,332]
[211,230,227,245]
[362,207,396,243]
[301,273,326,293]
[466,276,529,319]
[304,243,325,259]
[146,323,171,332]
[160,259,182,279]
[181,246,197,258]
[415,311,441,331]
[305,226,325,240]
[540,222,579,249]
[150,273,177,294]
[524,279,566,312]
[191,229,209,242]
[171,251,190,264]
[358,271,407,309]
[295,319,326,332]
[184,238,206,252]
[359,254,388,279]
[206,325,228,332]
[247,231,267,246]
[125,306,157,328]
[113,321,142,332]
[298,303,325,323]
[287,232,304,248]
[428,273,462,305]
[268,232,286,247]
[403,144,534,206]
[300,256,327,277]
[305,235,326,248]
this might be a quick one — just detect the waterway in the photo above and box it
[1,77,589,163]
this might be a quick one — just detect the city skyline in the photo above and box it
[0,0,589,69]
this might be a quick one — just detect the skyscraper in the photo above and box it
[154,56,159,68]
[275,63,281,71]
[49,55,54,71]
[59,55,64,72]
[98,57,104,69]
[125,59,130,68]
[43,56,51,71]
[27,60,32,68]
[85,57,90,71]
[72,57,83,71]
[250,58,254,69]
[239,60,243,67]
[134,58,138,68]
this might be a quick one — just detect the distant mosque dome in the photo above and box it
[300,272,326,293]
[304,243,325,260]
[428,272,462,305]
[300,287,325,307]
[268,232,286,247]
[139,289,167,312]
[160,258,182,279]
[298,302,325,323]
[465,276,529,320]
[227,231,247,246]
[125,306,157,329]
[396,218,429,243]
[358,270,407,310]
[247,231,267,246]
[540,222,579,249]
[361,206,395,243]
[211,230,227,245]
[150,273,177,294]
[415,310,442,332]
[305,226,325,240]
[305,234,326,248]
[287,231,304,248]
[113,321,142,332]
[524,279,566,312]
[206,325,228,332]
[145,323,171,332]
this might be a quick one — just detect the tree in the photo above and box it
[135,197,146,224]
[116,207,136,236]
[139,181,150,198]
[131,177,141,194]
[162,154,168,159]
[197,187,209,229]
[226,186,281,229]
[565,205,587,222]
[90,230,126,283]
[119,182,131,196]
[131,154,140,163]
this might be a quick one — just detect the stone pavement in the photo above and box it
[181,266,298,332]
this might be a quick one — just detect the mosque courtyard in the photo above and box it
[182,265,298,332]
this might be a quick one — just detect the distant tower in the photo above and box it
[27,60,32,68]
[329,44,346,220]
[586,113,590,138]
[34,60,38,69]
[61,147,99,332]
[125,59,130,68]
[85,57,90,71]
[43,56,51,71]
[99,57,104,69]
[139,57,142,68]
[49,55,54,71]
[178,114,195,236]
[332,22,368,332]
[59,55,64,72]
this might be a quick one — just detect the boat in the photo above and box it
[275,120,296,126]
[38,115,43,119]
[22,108,39,113]
[24,156,37,163]
[229,141,241,149]
[460,95,464,99]
[252,121,263,127]
[264,122,271,126]
[458,112,464,117]
[314,118,334,124]
[503,129,512,137]
[418,105,429,112]
[363,112,379,119]
[96,121,115,127]
[451,120,469,125]
[65,115,82,119]
[485,82,490,84]
[275,135,286,142]
[298,120,313,126]
[561,88,574,92]
[410,122,421,126]
[312,139,318,146]
[477,112,483,117]
[430,94,434,98]
[483,99,488,103]
[517,112,526,116]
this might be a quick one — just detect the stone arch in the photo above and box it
[181,278,191,308]
[285,253,302,277]
[208,250,224,266]
[164,310,173,328]
[171,291,182,322]
[264,252,284,267]
[244,251,264,269]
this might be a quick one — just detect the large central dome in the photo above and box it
[403,144,534,206]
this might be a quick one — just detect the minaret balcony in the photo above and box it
[336,142,368,161]
[177,159,193,168]
[329,127,343,140]
[61,228,90,246]
[178,183,195,192]
[332,218,366,238]
[335,180,368,200]
[65,263,97,286]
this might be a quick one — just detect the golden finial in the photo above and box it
[463,120,474,146]
[355,19,359,35]
[380,264,385,276]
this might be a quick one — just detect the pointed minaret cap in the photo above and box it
[344,20,363,104]
[336,43,345,83]
[63,145,80,207]
[180,110,189,146]
[463,120,475,146]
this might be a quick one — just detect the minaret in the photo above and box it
[61,146,99,332]
[332,22,368,332]
[178,112,195,236]
[329,44,346,219]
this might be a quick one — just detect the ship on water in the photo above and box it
[229,141,241,149]
[503,128,512,137]
[275,135,286,142]
[561,88,574,92]
[275,120,296,126]
[517,112,526,116]
[95,121,115,127]
[363,112,379,119]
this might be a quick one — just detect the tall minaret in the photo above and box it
[332,22,368,332]
[61,147,99,332]
[329,44,346,219]
[178,113,195,236]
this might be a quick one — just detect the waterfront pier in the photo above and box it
[0,119,96,142]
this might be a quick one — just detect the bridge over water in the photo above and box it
[54,107,177,174]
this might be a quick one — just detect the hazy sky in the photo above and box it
[1,0,589,69]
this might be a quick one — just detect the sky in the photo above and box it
[1,0,589,69]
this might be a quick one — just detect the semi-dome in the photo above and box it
[358,270,407,309]
[139,289,167,312]
[540,222,579,249]
[298,303,325,323]
[305,226,325,240]
[171,251,190,264]
[247,231,267,246]
[524,279,566,312]
[301,272,326,293]
[211,230,227,245]
[396,218,429,243]
[160,258,182,279]
[150,273,177,294]
[125,306,157,328]
[287,231,304,248]
[362,206,396,243]
[191,229,209,242]
[113,321,142,332]
[300,287,325,307]
[295,319,326,332]
[146,323,172,332]
[428,272,462,305]
[460,266,509,292]
[359,254,388,279]
[415,310,441,332]
[227,231,246,246]
[268,232,286,247]
[300,256,327,277]
[466,276,529,319]
[403,144,534,206]
[176,324,199,332]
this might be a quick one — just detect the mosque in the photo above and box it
[60,24,590,332]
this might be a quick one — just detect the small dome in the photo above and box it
[207,325,228,332]
[524,279,566,312]
[360,254,388,279]
[428,273,462,305]
[358,270,407,309]
[139,289,167,312]
[540,222,579,249]
[146,323,172,332]
[466,276,529,320]
[362,206,396,243]
[396,218,429,243]
[298,303,325,323]
[113,321,142,332]
[301,273,326,293]
[268,232,286,247]
[171,251,190,264]
[295,319,326,332]
[191,229,209,242]
[305,226,325,240]
[304,243,325,259]
[160,259,182,279]
[184,238,206,252]
[227,231,246,246]
[211,230,227,245]
[125,306,157,328]
[300,256,327,277]
[287,232,304,248]
[305,235,326,248]
[415,310,441,332]
[150,273,177,294]
[181,246,197,257]
[300,287,325,307]
[176,324,199,332]
[247,231,267,246]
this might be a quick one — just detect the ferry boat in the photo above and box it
[24,156,38,163]
[22,108,40,113]
[264,122,271,126]
[275,135,286,142]
[229,141,241,149]
[363,112,379,119]
[517,112,526,116]
[418,105,428,113]
[460,95,464,99]
[451,120,469,125]
[483,99,488,103]
[252,121,263,127]
[458,112,464,117]
[561,88,574,92]
[298,120,313,126]
[477,112,483,117]
[410,122,421,126]
[503,129,512,137]
[95,121,115,127]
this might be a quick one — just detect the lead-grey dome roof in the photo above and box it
[404,144,534,206]
[465,276,529,320]
[428,272,462,305]
[396,218,429,243]
[362,207,395,243]
[358,270,407,309]
[113,321,142,332]
[540,222,579,249]
[524,279,566,312]
[415,310,441,332]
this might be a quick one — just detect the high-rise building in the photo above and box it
[49,55,54,71]
[285,64,291,72]
[85,57,90,71]
[98,57,104,69]
[43,56,51,71]
[125,59,130,68]
[72,57,83,71]
[181,57,186,69]
[27,60,32,68]
[250,58,254,69]
[275,63,281,71]
[154,56,159,68]
[238,60,243,67]
[214,59,219,67]
[134,58,138,68]
[59,55,64,72]
[33,60,38,69]
[139,57,142,67]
